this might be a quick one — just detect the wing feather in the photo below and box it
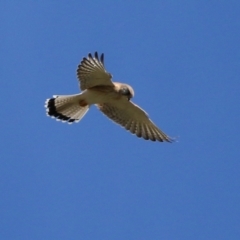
[77,52,113,90]
[97,100,173,142]
[141,123,149,140]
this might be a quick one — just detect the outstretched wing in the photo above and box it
[97,100,174,142]
[77,52,114,90]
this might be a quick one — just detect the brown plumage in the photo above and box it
[45,52,174,142]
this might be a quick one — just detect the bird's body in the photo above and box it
[80,84,129,105]
[45,52,174,142]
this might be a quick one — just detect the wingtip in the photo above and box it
[94,51,99,60]
[86,52,104,64]
[88,53,93,59]
[166,136,177,143]
[100,53,104,65]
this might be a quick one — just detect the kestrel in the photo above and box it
[45,52,174,142]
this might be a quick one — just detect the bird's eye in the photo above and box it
[119,86,132,101]
[121,88,130,96]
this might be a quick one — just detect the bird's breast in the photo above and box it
[84,86,121,105]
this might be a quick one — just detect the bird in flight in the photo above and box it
[45,52,174,142]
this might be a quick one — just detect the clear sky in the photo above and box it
[1,1,239,239]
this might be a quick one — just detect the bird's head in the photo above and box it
[119,84,134,101]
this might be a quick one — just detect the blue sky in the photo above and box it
[1,1,239,239]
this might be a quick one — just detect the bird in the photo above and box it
[45,52,174,142]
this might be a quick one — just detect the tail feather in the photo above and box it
[45,94,89,124]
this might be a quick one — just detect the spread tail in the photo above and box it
[45,94,89,124]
